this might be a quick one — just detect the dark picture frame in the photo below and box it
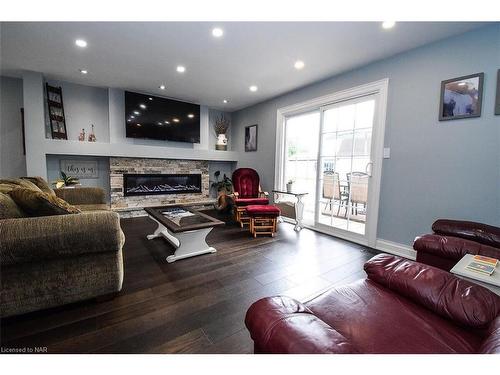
[439,73,484,121]
[245,124,258,152]
[495,69,500,115]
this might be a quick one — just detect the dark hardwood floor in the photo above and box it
[0,213,377,354]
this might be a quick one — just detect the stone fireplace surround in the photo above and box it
[110,157,211,215]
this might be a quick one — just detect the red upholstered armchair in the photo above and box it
[414,219,500,271]
[232,168,269,227]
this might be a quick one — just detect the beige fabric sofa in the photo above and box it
[0,179,124,318]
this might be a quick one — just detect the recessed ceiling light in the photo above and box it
[173,118,180,123]
[164,121,170,124]
[294,60,305,70]
[148,97,153,101]
[382,21,396,29]
[79,69,88,74]
[212,27,224,38]
[223,99,228,104]
[187,114,194,118]
[159,85,166,90]
[134,111,140,115]
[75,39,87,48]
[249,85,258,92]
[139,104,146,109]
[176,66,186,73]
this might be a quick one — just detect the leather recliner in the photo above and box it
[414,219,500,271]
[245,254,500,354]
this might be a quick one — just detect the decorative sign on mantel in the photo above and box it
[60,160,99,179]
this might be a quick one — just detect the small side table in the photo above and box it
[272,190,308,231]
[450,254,500,296]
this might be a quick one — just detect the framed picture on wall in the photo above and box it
[495,69,500,115]
[60,160,99,179]
[245,124,258,152]
[439,73,484,121]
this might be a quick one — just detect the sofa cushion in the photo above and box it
[0,178,42,193]
[8,188,81,216]
[364,254,500,329]
[0,192,25,219]
[21,176,55,196]
[234,197,269,206]
[479,317,500,354]
[76,203,110,211]
[305,279,483,353]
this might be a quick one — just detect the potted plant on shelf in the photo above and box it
[214,115,230,151]
[52,171,80,189]
[211,170,233,212]
[286,179,294,193]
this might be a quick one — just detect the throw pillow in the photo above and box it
[7,188,81,216]
[0,192,26,219]
[0,178,43,193]
[21,176,55,196]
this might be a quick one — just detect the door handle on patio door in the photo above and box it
[365,161,373,177]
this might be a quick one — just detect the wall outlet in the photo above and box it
[383,147,391,159]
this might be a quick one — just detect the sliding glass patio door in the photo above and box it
[277,79,388,247]
[315,95,376,240]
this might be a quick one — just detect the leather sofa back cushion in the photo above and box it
[364,254,500,328]
[8,188,81,216]
[0,192,26,219]
[432,219,500,249]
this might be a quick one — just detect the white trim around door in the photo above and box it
[275,78,389,248]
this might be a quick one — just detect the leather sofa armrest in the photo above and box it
[432,219,500,249]
[413,234,500,260]
[54,187,106,205]
[364,254,500,329]
[480,317,500,354]
[245,296,358,354]
[0,211,124,265]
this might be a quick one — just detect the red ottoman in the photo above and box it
[246,205,281,237]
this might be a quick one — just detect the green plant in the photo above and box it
[287,179,294,185]
[211,170,233,194]
[52,171,80,188]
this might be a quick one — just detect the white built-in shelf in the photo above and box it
[43,139,239,162]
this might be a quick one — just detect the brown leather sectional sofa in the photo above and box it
[414,219,500,271]
[245,254,500,354]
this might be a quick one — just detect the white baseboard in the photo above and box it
[375,239,416,260]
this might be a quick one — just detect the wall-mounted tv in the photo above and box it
[125,91,200,143]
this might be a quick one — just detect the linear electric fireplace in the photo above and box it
[123,173,202,196]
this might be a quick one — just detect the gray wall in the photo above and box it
[0,76,26,177]
[231,24,500,245]
[46,154,111,202]
[45,79,110,142]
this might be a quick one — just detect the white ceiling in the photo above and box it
[0,22,487,111]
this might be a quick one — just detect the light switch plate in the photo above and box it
[383,147,391,159]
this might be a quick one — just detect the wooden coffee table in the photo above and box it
[145,205,224,263]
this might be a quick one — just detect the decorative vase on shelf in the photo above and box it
[216,134,228,151]
[286,181,294,193]
[88,124,97,142]
[78,128,86,141]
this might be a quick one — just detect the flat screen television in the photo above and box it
[125,91,200,143]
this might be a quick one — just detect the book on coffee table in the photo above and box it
[472,255,499,267]
[465,261,495,276]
